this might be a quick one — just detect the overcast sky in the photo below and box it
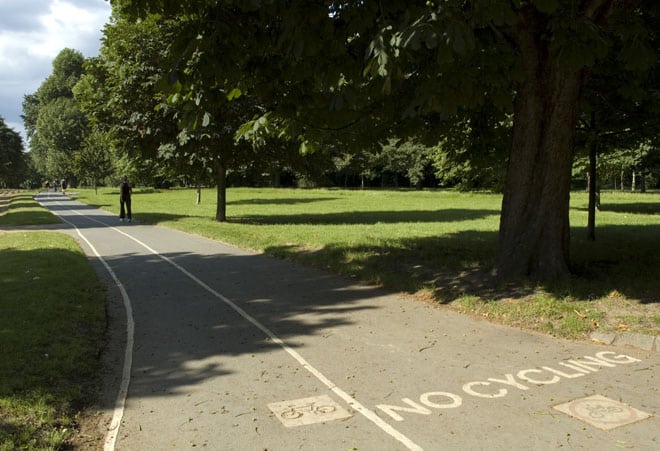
[0,0,111,144]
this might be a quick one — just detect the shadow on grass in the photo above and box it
[0,194,60,226]
[597,203,660,215]
[265,230,512,303]
[3,201,37,209]
[0,209,60,226]
[240,208,500,225]
[229,197,340,206]
[132,212,207,224]
[569,224,660,303]
[264,224,660,306]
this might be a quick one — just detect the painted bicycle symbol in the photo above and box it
[280,402,337,420]
[585,403,624,419]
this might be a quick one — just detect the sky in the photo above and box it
[0,0,112,144]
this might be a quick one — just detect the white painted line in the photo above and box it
[54,201,423,451]
[45,203,134,451]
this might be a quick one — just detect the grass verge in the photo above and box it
[0,193,106,450]
[73,187,659,339]
[0,191,60,226]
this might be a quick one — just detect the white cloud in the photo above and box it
[29,0,108,58]
[0,0,111,141]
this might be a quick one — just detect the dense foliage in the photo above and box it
[22,1,659,280]
[23,49,88,183]
[0,116,30,188]
[102,0,659,280]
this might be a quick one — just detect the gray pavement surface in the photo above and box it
[35,193,658,450]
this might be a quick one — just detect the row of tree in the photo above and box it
[0,116,32,188]
[21,1,660,281]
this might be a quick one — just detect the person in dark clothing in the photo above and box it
[119,176,132,222]
[61,178,67,195]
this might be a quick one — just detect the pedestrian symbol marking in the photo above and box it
[553,394,651,430]
[268,395,352,428]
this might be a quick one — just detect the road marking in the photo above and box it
[553,395,652,430]
[41,197,134,451]
[268,395,352,427]
[376,352,643,422]
[49,199,423,451]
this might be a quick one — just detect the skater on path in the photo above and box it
[119,176,132,222]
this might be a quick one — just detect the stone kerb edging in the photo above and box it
[591,331,658,352]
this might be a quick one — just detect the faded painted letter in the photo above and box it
[517,369,560,385]
[420,392,462,409]
[595,352,642,364]
[463,381,507,399]
[376,398,432,422]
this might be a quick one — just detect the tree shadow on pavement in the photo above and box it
[93,247,384,403]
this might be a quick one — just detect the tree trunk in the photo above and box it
[496,8,583,281]
[631,169,636,191]
[215,161,227,221]
[587,143,597,241]
[586,171,590,192]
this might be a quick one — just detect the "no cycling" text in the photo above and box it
[376,351,641,421]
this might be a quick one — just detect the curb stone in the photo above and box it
[591,331,657,352]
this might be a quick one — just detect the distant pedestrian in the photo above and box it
[119,176,132,222]
[61,178,67,195]
[44,180,50,191]
[53,179,59,192]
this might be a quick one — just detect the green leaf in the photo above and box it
[299,138,317,155]
[227,87,242,101]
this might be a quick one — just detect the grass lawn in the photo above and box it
[0,193,105,450]
[73,186,660,338]
[0,192,60,227]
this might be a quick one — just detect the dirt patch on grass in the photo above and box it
[401,265,659,339]
[591,292,660,335]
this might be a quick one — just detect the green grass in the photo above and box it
[73,187,660,338]
[0,193,60,226]
[75,187,502,288]
[0,231,106,450]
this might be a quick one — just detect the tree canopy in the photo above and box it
[103,0,658,281]
[0,116,29,188]
[23,48,88,180]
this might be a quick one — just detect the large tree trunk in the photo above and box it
[215,160,227,221]
[496,8,583,281]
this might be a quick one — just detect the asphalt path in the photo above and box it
[36,193,658,450]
